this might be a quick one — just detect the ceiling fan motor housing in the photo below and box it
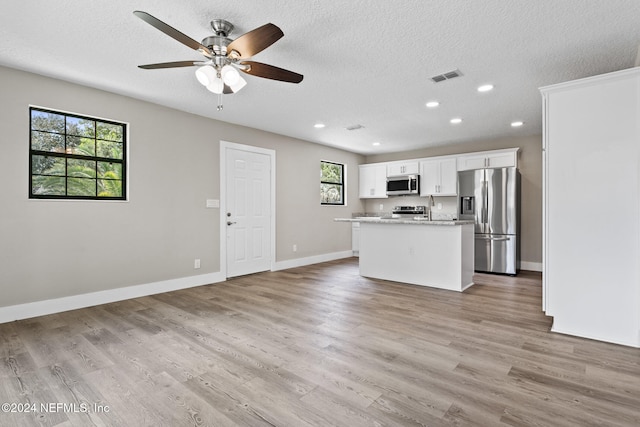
[201,35,232,56]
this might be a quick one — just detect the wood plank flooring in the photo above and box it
[1,257,639,426]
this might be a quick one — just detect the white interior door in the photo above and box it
[225,147,272,278]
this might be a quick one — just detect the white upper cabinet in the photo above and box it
[386,161,419,176]
[419,157,458,196]
[359,163,388,198]
[457,148,518,171]
[359,148,519,200]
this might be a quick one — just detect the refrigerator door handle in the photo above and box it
[476,236,510,241]
[482,180,488,226]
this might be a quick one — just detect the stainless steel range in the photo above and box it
[391,205,429,219]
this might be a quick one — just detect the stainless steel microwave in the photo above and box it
[386,174,419,196]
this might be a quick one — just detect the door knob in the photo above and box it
[227,221,236,226]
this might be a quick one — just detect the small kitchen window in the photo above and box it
[320,160,345,205]
[29,107,127,200]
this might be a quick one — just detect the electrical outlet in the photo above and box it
[293,244,297,252]
[194,259,201,269]
[379,203,384,211]
[437,203,443,210]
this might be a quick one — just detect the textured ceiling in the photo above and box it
[2,1,640,154]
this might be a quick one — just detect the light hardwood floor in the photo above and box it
[1,258,639,426]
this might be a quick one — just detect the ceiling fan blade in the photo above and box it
[138,60,204,69]
[240,61,303,83]
[133,11,212,58]
[226,23,284,59]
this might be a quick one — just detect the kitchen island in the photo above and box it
[335,217,475,292]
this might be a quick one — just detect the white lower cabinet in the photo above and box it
[419,157,457,196]
[352,222,360,256]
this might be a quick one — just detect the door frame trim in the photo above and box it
[220,140,276,278]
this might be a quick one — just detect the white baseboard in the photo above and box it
[1,250,354,324]
[551,324,640,349]
[520,261,543,272]
[273,250,353,271]
[0,271,225,324]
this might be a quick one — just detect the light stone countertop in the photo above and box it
[334,217,475,226]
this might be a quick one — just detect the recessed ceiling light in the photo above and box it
[372,142,381,146]
[511,121,524,127]
[477,84,494,92]
[425,101,440,108]
[450,118,463,124]
[314,123,325,128]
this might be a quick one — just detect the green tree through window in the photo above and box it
[29,107,127,200]
[320,161,344,205]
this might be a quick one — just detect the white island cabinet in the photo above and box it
[335,218,475,292]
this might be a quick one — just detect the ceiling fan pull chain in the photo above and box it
[217,93,224,111]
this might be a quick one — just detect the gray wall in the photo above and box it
[364,134,542,267]
[0,66,364,308]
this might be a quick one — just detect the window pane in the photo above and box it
[32,175,65,195]
[32,155,65,176]
[97,122,123,142]
[66,136,96,156]
[321,162,343,183]
[29,108,126,200]
[67,159,96,178]
[66,116,95,138]
[31,131,65,153]
[321,183,343,204]
[97,161,122,179]
[97,140,123,159]
[67,177,96,196]
[98,179,122,197]
[31,110,65,133]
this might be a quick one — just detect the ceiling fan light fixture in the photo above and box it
[221,65,240,85]
[195,65,217,86]
[206,76,224,94]
[229,75,247,93]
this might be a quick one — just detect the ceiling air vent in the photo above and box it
[430,69,463,83]
[346,124,364,131]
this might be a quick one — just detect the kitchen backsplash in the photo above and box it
[364,195,459,219]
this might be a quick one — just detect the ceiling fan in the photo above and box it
[133,11,303,107]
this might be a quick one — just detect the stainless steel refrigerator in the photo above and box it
[458,167,519,275]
